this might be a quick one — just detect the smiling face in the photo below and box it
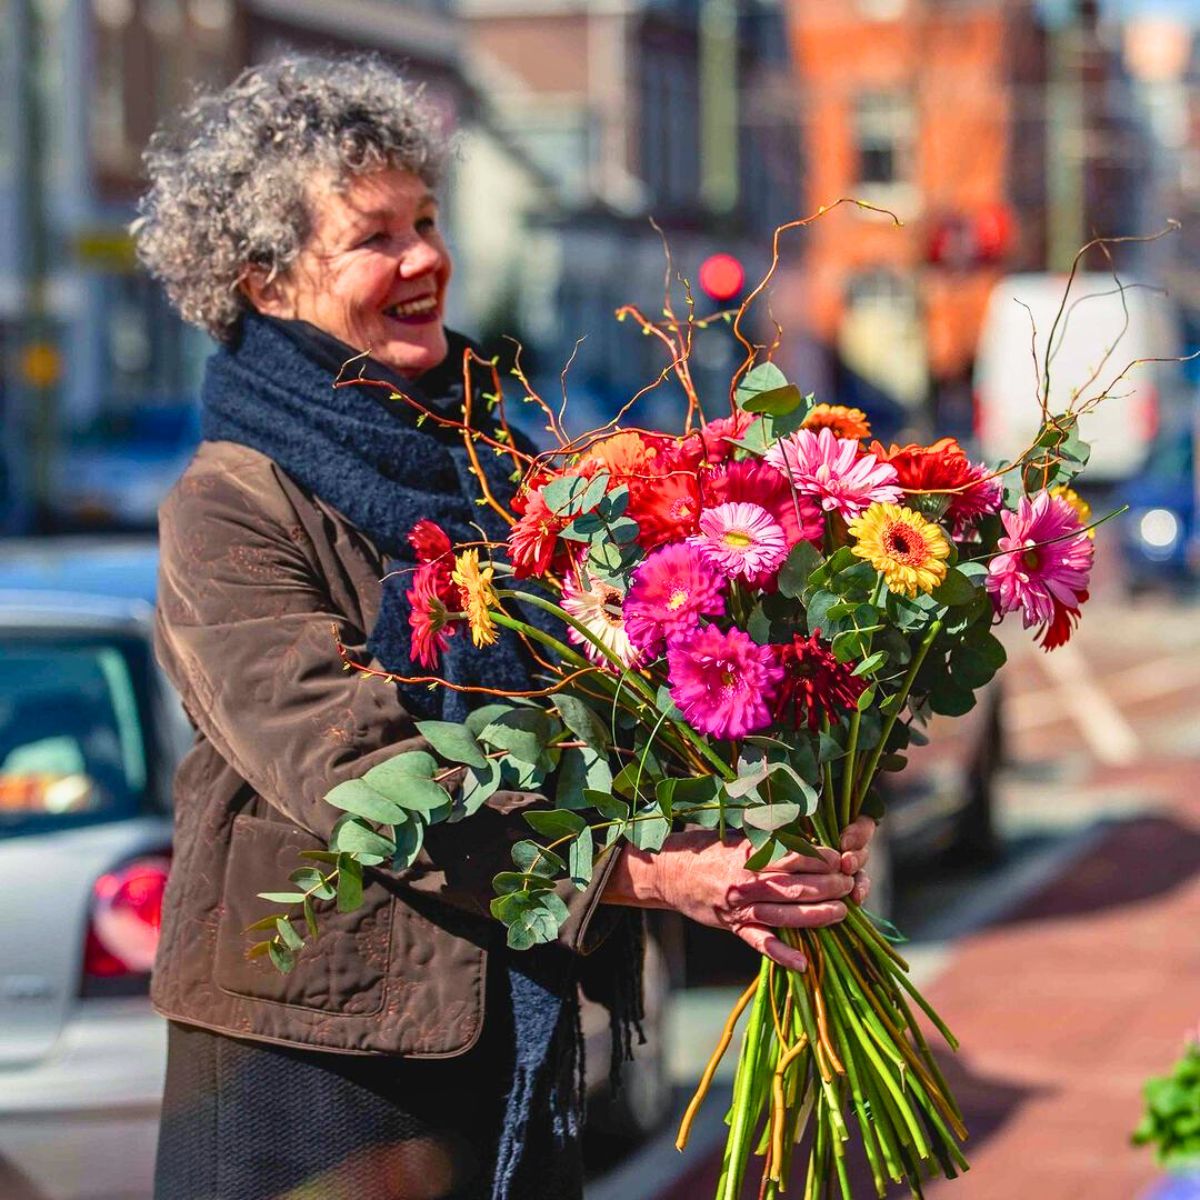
[245,167,452,378]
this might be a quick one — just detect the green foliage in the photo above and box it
[415,720,488,769]
[1132,1043,1200,1170]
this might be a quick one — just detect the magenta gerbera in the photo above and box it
[986,491,1094,634]
[765,427,902,520]
[624,542,727,657]
[692,502,789,582]
[667,625,785,740]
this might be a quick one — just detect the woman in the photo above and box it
[136,53,875,1200]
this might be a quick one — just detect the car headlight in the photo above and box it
[1138,508,1180,551]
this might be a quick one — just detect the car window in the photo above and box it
[0,635,151,835]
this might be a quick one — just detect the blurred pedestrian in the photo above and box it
[134,53,874,1200]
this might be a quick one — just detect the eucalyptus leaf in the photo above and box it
[735,362,789,409]
[569,826,594,890]
[268,941,295,974]
[478,709,552,765]
[415,720,488,769]
[324,779,408,826]
[330,815,395,865]
[741,382,804,417]
[512,839,566,875]
[392,815,425,869]
[336,853,363,912]
[626,808,670,852]
[779,542,823,599]
[524,809,586,839]
[554,694,611,751]
[743,800,802,831]
[275,916,303,951]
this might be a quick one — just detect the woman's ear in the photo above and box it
[240,266,294,319]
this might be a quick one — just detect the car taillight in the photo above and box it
[82,855,171,996]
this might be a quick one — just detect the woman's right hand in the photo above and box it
[602,830,855,973]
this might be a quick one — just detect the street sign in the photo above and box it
[73,229,137,272]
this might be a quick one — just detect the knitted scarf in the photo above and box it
[201,311,591,1198]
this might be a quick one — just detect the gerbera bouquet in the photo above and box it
[252,215,1124,1199]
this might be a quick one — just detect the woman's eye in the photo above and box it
[417,216,437,233]
[357,231,388,249]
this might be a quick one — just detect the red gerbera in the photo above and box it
[872,438,1001,533]
[408,519,452,565]
[406,520,456,606]
[772,631,867,730]
[407,563,458,669]
[508,489,569,578]
[701,459,823,548]
[1037,590,1088,651]
[627,470,703,551]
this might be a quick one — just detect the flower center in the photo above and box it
[667,587,690,611]
[722,529,754,548]
[600,587,623,627]
[885,523,925,565]
[1022,549,1041,571]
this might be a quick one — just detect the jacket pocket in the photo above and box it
[214,813,391,1016]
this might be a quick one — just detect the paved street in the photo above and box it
[589,564,1200,1200]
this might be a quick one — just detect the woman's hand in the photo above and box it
[602,817,876,973]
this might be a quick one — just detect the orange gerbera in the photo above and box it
[802,404,872,440]
[873,437,1001,532]
[575,430,674,480]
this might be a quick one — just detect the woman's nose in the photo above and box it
[399,236,443,279]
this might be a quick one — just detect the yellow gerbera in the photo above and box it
[451,550,500,647]
[847,502,951,598]
[802,404,872,440]
[1050,485,1094,538]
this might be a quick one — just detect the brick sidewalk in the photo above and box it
[663,758,1200,1200]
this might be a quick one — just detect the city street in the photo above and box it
[589,562,1200,1200]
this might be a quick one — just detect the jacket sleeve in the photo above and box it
[155,461,619,952]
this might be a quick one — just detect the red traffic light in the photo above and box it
[698,253,745,302]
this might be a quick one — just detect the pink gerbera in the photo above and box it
[667,625,785,740]
[766,427,902,520]
[624,542,727,657]
[692,502,789,582]
[986,491,1094,644]
[701,459,824,547]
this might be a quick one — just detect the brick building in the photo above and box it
[779,0,1147,435]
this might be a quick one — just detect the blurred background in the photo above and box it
[1,1,1198,1198]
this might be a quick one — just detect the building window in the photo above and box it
[853,91,915,189]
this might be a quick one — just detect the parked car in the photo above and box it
[1120,417,1198,590]
[0,538,673,1198]
[0,539,180,1200]
[974,272,1181,483]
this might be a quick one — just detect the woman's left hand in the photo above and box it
[839,815,877,906]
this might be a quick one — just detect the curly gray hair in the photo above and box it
[133,53,450,342]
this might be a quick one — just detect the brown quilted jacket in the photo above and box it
[151,439,620,1056]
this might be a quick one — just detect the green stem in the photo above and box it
[839,709,861,831]
[853,618,943,819]
[719,957,772,1200]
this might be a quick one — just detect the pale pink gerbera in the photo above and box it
[667,625,784,740]
[986,491,1094,634]
[624,542,727,657]
[561,570,640,670]
[692,502,789,583]
[701,459,824,547]
[766,427,902,520]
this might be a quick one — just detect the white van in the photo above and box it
[973,273,1180,482]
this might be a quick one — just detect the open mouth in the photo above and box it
[384,295,440,325]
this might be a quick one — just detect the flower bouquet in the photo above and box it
[253,214,1132,1198]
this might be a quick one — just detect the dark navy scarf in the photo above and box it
[201,311,579,1197]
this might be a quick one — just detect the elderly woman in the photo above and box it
[136,54,874,1200]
